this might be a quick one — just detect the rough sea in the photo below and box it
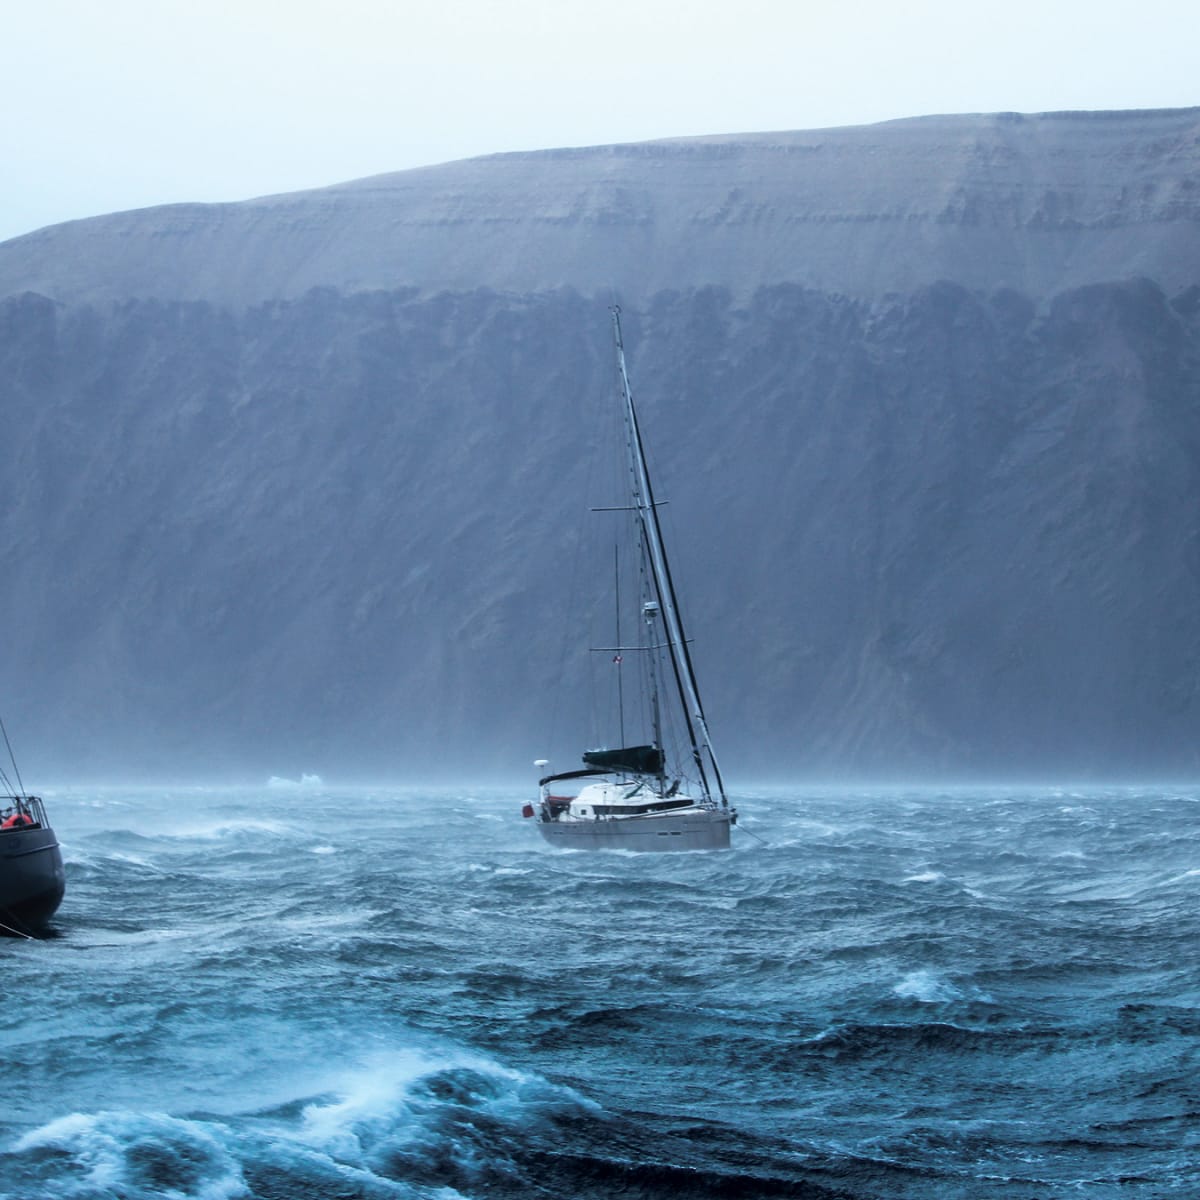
[2,783,1198,1199]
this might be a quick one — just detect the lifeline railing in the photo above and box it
[0,794,48,829]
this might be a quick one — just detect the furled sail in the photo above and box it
[582,745,664,775]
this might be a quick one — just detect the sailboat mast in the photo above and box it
[610,307,729,808]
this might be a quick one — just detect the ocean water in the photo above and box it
[2,784,1198,1199]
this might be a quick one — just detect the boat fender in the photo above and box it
[1,812,34,829]
[521,803,535,819]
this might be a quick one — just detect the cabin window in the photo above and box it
[589,798,693,817]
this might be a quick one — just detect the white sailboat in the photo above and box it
[527,308,736,851]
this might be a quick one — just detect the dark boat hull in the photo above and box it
[536,807,733,851]
[0,825,66,932]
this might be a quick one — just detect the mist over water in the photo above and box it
[2,784,1198,1198]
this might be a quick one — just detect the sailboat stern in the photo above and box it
[0,823,66,931]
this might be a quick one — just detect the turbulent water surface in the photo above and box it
[2,784,1198,1199]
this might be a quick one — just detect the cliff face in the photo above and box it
[3,109,1199,309]
[1,110,1199,781]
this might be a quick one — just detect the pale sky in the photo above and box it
[2,0,1195,243]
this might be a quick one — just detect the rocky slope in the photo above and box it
[1,109,1198,781]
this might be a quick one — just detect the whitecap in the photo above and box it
[892,969,962,1003]
[11,1046,593,1198]
[15,1110,246,1200]
[74,849,167,874]
[161,817,296,841]
[278,909,379,932]
[1159,867,1200,886]
[286,1045,599,1171]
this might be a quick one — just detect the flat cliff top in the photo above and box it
[2,107,1198,308]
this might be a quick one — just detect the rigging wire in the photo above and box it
[612,306,727,807]
[613,544,625,748]
[0,714,26,797]
[543,325,614,768]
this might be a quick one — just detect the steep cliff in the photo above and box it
[1,110,1198,781]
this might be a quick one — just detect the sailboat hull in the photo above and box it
[0,826,66,932]
[536,807,732,852]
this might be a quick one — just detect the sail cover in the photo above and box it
[582,745,664,775]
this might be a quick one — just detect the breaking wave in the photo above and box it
[6,1049,595,1200]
